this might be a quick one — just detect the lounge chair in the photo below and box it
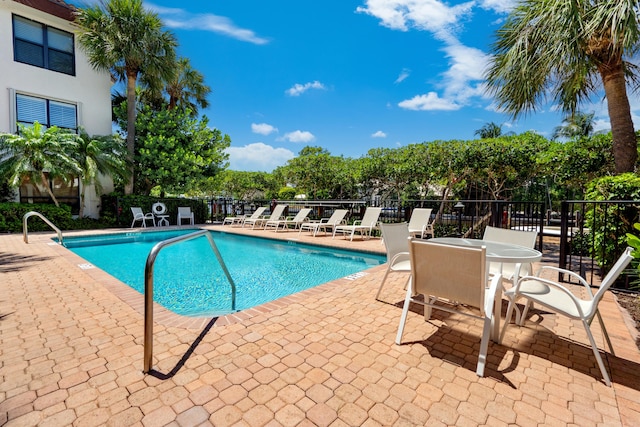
[333,207,382,241]
[265,208,312,232]
[177,207,194,225]
[396,239,502,377]
[131,207,155,228]
[244,204,286,229]
[299,209,348,237]
[234,207,267,227]
[375,222,411,301]
[407,208,434,239]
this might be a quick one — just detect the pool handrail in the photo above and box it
[143,229,237,373]
[23,211,63,245]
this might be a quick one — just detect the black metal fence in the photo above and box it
[208,198,545,251]
[558,200,639,289]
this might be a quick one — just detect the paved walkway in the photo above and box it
[1,224,640,426]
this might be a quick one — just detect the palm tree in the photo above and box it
[74,131,131,218]
[552,112,596,140]
[143,57,210,114]
[75,0,177,194]
[474,122,503,139]
[485,0,639,173]
[0,122,80,207]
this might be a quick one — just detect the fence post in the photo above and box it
[558,201,570,281]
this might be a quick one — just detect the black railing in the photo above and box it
[558,200,639,289]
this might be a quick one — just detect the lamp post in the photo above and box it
[454,201,465,236]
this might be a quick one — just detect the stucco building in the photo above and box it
[0,0,113,218]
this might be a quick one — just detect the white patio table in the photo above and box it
[430,237,543,342]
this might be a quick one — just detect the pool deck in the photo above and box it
[1,223,640,426]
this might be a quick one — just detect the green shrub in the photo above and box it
[0,203,73,233]
[584,173,640,269]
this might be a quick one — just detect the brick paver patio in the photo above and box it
[1,223,640,426]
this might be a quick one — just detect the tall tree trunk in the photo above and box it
[124,70,137,194]
[600,62,638,174]
[41,171,59,207]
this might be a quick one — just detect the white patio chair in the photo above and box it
[483,226,538,283]
[396,239,502,377]
[299,209,348,237]
[500,247,634,386]
[131,207,155,228]
[265,208,312,232]
[177,206,194,225]
[407,208,434,239]
[238,207,267,227]
[245,204,286,229]
[333,207,382,241]
[375,222,411,301]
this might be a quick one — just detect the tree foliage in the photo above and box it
[485,0,639,173]
[118,104,230,195]
[75,0,178,193]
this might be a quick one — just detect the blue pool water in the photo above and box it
[64,230,385,316]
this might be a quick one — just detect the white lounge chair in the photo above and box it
[131,207,155,228]
[299,209,348,237]
[265,208,312,232]
[236,207,267,227]
[396,239,502,377]
[375,222,411,301]
[333,207,382,241]
[177,206,194,225]
[500,247,634,386]
[407,208,434,239]
[244,204,286,229]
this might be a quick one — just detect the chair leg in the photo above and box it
[395,282,413,345]
[582,319,612,386]
[518,301,533,326]
[500,299,517,344]
[476,315,492,377]
[593,310,615,356]
[375,267,392,300]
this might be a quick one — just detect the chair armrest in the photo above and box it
[517,275,591,311]
[390,252,410,264]
[535,265,592,295]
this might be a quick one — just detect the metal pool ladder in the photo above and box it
[23,211,64,245]
[144,229,236,373]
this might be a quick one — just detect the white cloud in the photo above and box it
[251,123,278,135]
[477,0,516,14]
[148,3,269,45]
[395,68,410,84]
[226,143,294,172]
[281,130,316,143]
[286,81,326,97]
[372,130,387,138]
[358,1,494,112]
[440,43,490,104]
[356,0,474,40]
[398,92,460,111]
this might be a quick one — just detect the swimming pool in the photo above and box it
[64,230,385,316]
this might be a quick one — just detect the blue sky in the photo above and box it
[78,0,640,172]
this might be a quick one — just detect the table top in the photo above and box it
[430,237,542,264]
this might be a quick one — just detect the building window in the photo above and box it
[16,94,77,131]
[19,174,80,215]
[13,15,75,75]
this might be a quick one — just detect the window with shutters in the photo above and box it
[13,14,75,75]
[16,93,77,131]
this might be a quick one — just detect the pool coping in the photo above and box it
[47,224,387,330]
